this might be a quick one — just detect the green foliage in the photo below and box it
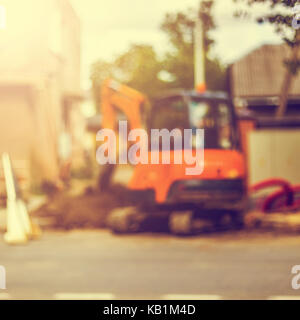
[161,1,215,55]
[90,45,167,107]
[160,0,226,90]
[235,0,300,72]
[114,45,168,96]
[90,0,226,108]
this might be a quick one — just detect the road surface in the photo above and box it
[0,230,300,300]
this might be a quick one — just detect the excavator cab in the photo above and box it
[149,91,240,151]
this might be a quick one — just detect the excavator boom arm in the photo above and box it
[98,79,148,189]
[101,79,147,131]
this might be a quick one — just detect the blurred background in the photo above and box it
[0,0,300,300]
[0,0,298,192]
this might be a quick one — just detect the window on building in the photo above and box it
[0,5,6,30]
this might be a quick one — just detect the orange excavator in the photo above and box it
[98,78,247,235]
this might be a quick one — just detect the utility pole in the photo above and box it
[194,18,206,92]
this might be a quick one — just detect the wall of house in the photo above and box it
[0,86,33,193]
[249,129,300,185]
[0,81,63,191]
[0,0,83,190]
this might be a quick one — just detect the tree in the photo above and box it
[113,44,168,97]
[90,0,227,108]
[160,0,226,91]
[234,0,300,117]
[90,44,167,109]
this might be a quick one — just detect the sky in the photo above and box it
[69,0,283,90]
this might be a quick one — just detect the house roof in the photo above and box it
[230,44,300,99]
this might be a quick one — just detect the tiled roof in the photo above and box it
[230,44,300,99]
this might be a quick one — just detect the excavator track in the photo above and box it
[106,207,147,234]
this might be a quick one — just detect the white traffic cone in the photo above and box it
[4,198,28,244]
[2,153,28,244]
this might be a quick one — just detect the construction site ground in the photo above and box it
[27,172,300,234]
[1,173,300,300]
[0,229,300,300]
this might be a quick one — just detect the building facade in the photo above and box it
[230,44,300,185]
[0,0,84,191]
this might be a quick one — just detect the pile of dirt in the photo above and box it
[31,184,137,230]
[245,210,300,233]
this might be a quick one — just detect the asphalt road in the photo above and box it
[0,230,300,300]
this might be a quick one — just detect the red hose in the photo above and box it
[251,179,294,212]
[262,185,300,212]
